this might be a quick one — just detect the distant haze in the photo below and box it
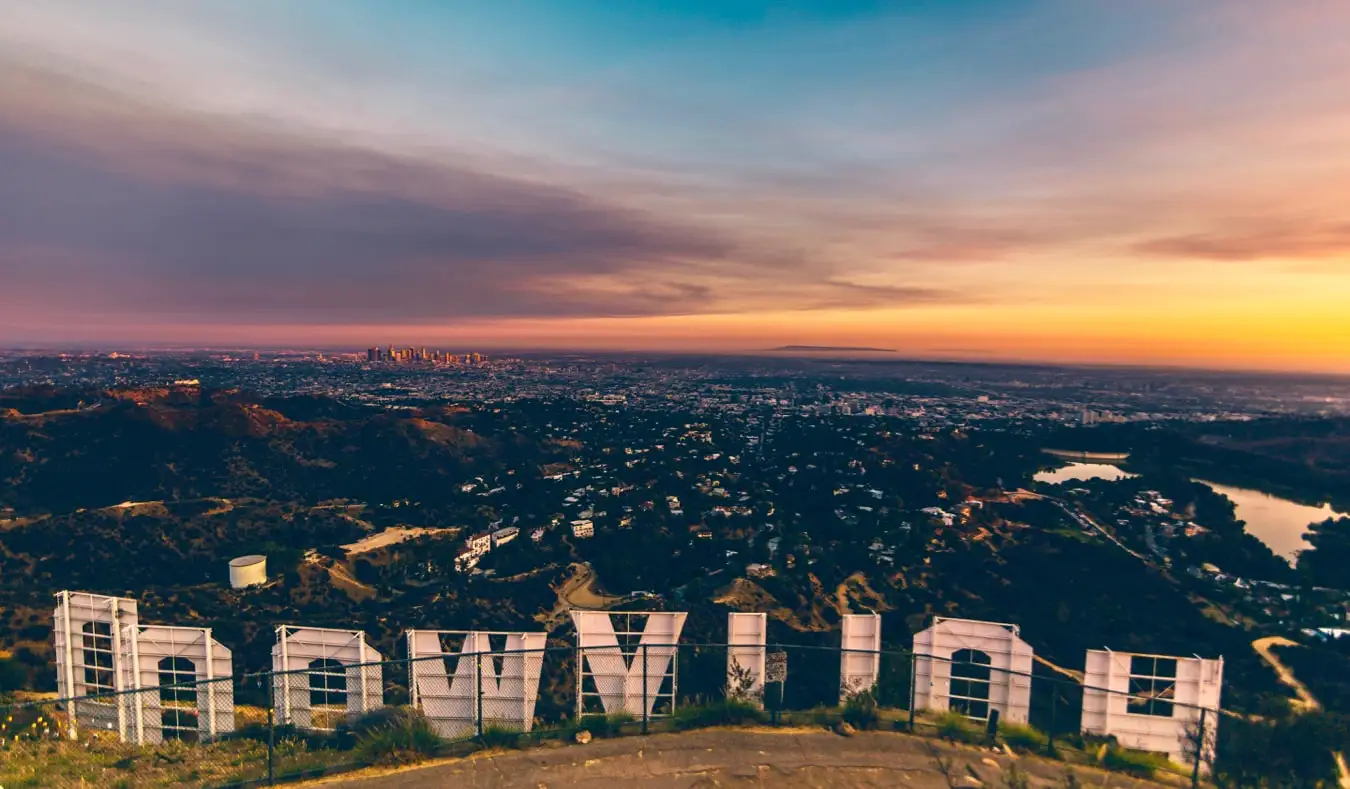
[767,345,897,353]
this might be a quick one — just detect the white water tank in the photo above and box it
[229,555,267,588]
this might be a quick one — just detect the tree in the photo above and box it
[1297,517,1350,589]
[1210,711,1350,788]
[0,656,26,693]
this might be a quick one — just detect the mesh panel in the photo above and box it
[0,642,1227,787]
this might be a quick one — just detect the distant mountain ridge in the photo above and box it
[767,345,897,353]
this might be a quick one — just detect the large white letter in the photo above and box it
[913,616,1033,723]
[406,630,546,738]
[839,614,881,701]
[726,613,767,705]
[120,625,234,744]
[53,591,139,739]
[1082,649,1223,770]
[271,626,384,731]
[572,611,687,718]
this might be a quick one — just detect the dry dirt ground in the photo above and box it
[307,728,1181,789]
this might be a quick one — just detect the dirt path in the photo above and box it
[1252,637,1318,711]
[1252,636,1349,788]
[564,563,625,609]
[200,497,235,517]
[343,526,458,555]
[306,728,1172,789]
[326,561,377,601]
[537,563,625,627]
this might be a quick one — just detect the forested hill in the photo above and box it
[0,386,561,513]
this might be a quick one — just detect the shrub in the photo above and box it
[1057,732,1087,750]
[351,708,443,767]
[672,699,767,730]
[999,722,1049,752]
[0,657,27,693]
[340,706,416,739]
[479,725,523,749]
[226,722,340,751]
[933,711,982,744]
[1101,746,1171,778]
[725,660,765,706]
[841,690,881,731]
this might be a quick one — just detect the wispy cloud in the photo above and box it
[3,0,1350,366]
[1135,221,1350,262]
[0,62,976,325]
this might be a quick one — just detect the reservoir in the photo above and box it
[1034,462,1137,484]
[1194,480,1348,563]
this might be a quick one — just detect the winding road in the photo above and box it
[1251,636,1350,788]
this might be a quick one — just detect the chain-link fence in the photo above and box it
[1,642,1222,789]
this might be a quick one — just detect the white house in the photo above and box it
[465,533,492,556]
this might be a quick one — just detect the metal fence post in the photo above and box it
[641,644,649,735]
[475,650,484,740]
[907,653,917,732]
[1191,707,1207,789]
[1047,683,1059,756]
[266,675,276,786]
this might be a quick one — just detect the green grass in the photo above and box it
[0,734,349,788]
[350,708,444,767]
[841,690,881,731]
[671,699,767,730]
[999,722,1049,752]
[480,724,525,749]
[576,711,636,738]
[1101,745,1174,778]
[932,710,984,744]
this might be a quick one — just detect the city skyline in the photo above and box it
[366,346,486,365]
[3,2,1350,372]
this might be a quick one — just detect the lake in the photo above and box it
[1033,462,1138,484]
[1194,480,1349,563]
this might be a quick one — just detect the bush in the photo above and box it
[0,657,27,692]
[932,711,982,744]
[480,725,523,749]
[351,708,443,767]
[1057,732,1087,750]
[841,690,881,731]
[226,722,340,751]
[672,699,767,730]
[999,722,1049,752]
[1101,746,1171,778]
[340,706,418,739]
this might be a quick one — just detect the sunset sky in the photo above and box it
[3,1,1350,371]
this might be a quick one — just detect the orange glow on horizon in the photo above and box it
[91,293,1350,375]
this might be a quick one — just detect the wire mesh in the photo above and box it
[0,640,1230,788]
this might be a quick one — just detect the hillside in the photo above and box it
[0,384,1295,722]
[0,387,573,684]
[0,386,548,513]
